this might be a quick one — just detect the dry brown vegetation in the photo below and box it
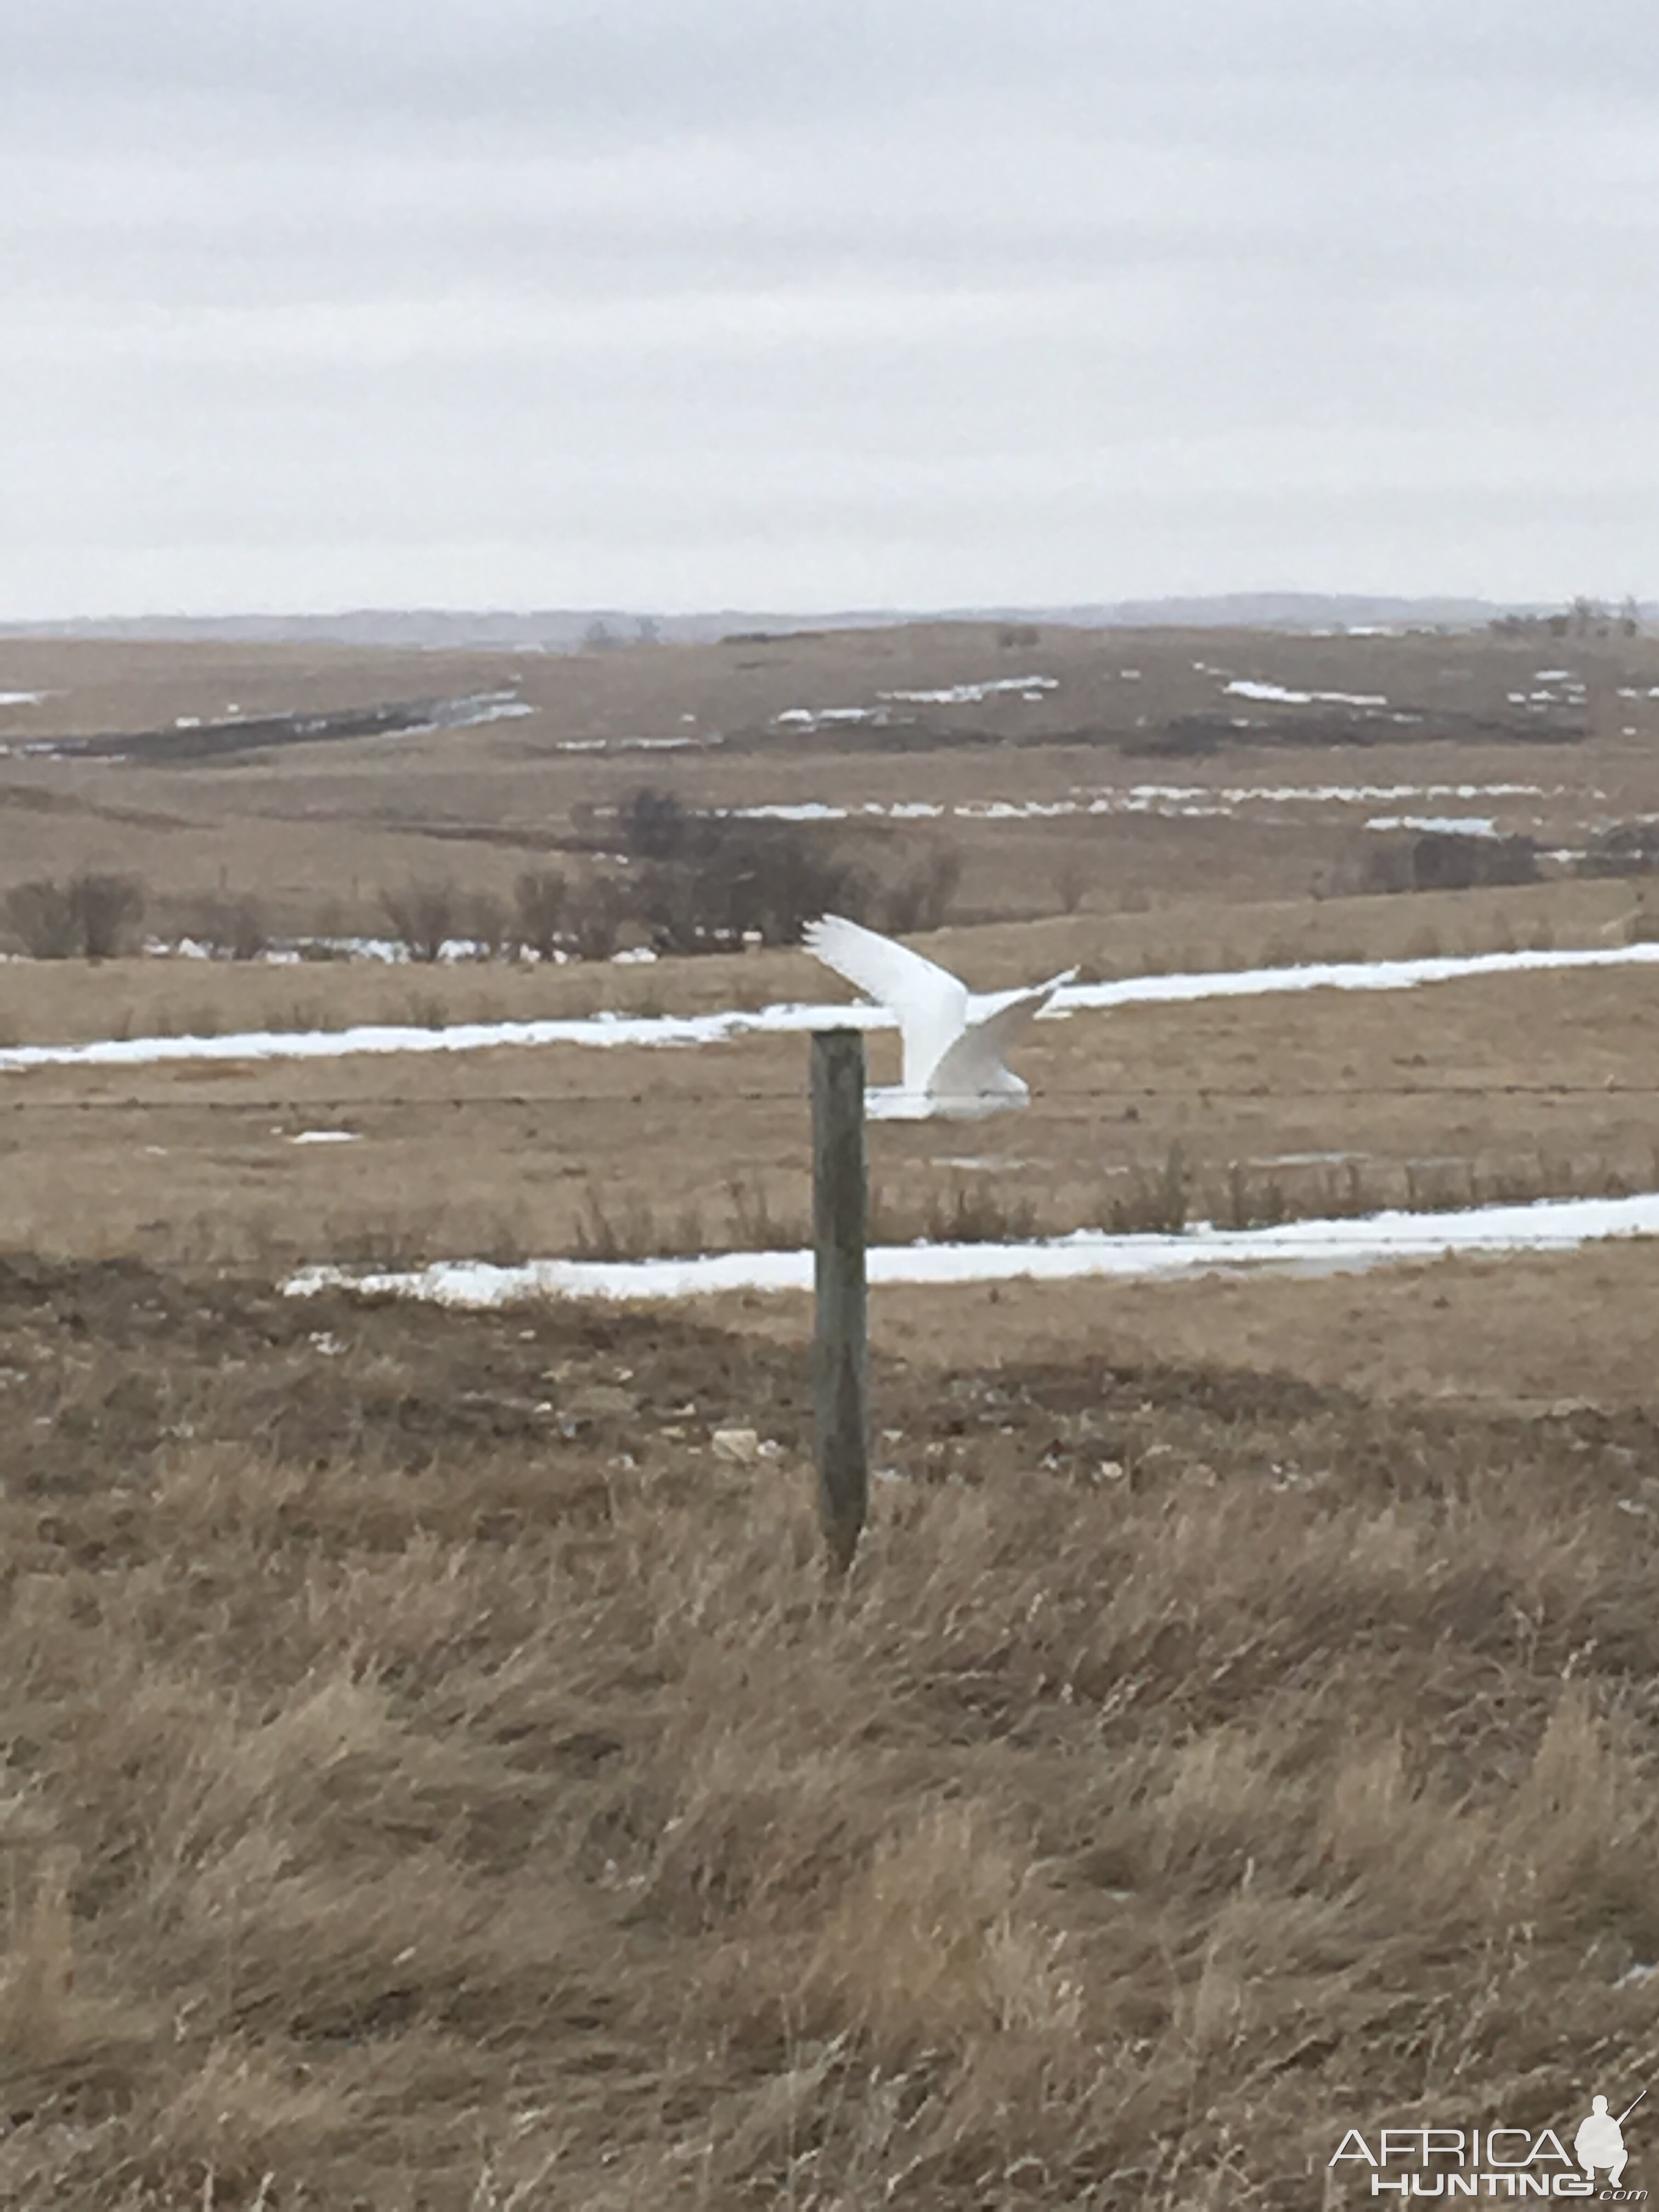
[5,623,1659,2205]
[2,909,1657,1273]
[5,619,1659,939]
[4,1256,1659,2208]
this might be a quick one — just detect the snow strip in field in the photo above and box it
[1365,814,1500,838]
[1223,680,1388,707]
[880,675,1057,705]
[4,944,1659,1075]
[285,1191,1659,1307]
[713,781,1558,826]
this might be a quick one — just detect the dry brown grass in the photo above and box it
[3,929,1657,1279]
[6,624,1659,2202]
[3,1256,1659,2206]
[6,619,1659,938]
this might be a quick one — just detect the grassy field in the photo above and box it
[5,618,1659,934]
[4,1255,1659,2207]
[4,622,1659,2205]
[2,888,1657,1269]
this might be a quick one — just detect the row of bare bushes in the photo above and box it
[611,786,960,950]
[4,872,148,960]
[2,875,272,963]
[372,801,960,963]
[1360,830,1542,896]
[1358,820,1659,900]
[1,785,961,966]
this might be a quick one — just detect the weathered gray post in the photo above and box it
[811,1028,869,1573]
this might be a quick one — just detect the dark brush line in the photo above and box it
[2,1082,1658,1114]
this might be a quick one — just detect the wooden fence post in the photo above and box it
[811,1028,868,1573]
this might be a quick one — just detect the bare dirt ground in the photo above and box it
[4,622,1659,2204]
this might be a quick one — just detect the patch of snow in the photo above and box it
[1365,815,1500,838]
[290,1130,360,1145]
[728,802,849,822]
[879,675,1058,705]
[611,946,658,964]
[775,706,882,727]
[404,690,536,735]
[1223,680,1389,708]
[1100,781,1549,810]
[285,1190,1659,1308]
[0,691,44,706]
[283,934,491,965]
[7,943,1659,1076]
[1054,944,1659,1019]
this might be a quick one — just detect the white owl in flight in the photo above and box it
[803,914,1076,1119]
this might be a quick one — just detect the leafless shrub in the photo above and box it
[565,874,625,961]
[467,891,511,961]
[1365,833,1540,895]
[632,860,703,956]
[8,872,148,960]
[721,826,872,947]
[1221,1160,1289,1232]
[619,785,692,862]
[1579,820,1659,877]
[4,878,78,958]
[185,892,268,961]
[401,989,449,1030]
[629,808,874,953]
[1104,1143,1191,1234]
[572,1182,670,1261]
[512,868,566,961]
[873,1178,1039,1244]
[380,879,456,963]
[724,1174,786,1248]
[882,842,961,935]
[67,871,146,960]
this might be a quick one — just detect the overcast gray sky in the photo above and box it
[4,0,1656,617]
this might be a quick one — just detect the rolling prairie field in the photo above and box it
[4,620,1659,2206]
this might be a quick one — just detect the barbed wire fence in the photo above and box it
[4,1079,1659,1114]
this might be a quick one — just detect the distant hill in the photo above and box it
[0,593,1636,648]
